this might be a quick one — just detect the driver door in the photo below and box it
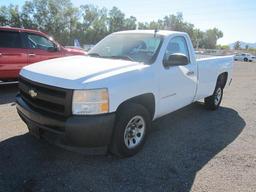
[158,36,197,116]
[26,33,61,64]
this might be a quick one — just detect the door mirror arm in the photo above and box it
[47,47,58,52]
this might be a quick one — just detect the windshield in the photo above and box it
[88,33,163,64]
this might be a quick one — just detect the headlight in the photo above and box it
[72,89,109,115]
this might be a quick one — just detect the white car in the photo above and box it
[16,30,234,157]
[251,55,256,62]
[234,53,253,62]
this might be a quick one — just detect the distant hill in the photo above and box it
[229,42,256,49]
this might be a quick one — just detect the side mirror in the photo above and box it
[47,46,58,52]
[163,53,189,68]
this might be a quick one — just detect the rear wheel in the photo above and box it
[110,103,151,157]
[204,82,223,110]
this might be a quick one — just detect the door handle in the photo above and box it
[186,71,194,76]
[28,53,36,57]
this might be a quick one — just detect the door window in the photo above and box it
[164,36,190,62]
[27,33,56,51]
[0,30,22,48]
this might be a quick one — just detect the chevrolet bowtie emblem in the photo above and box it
[28,89,37,98]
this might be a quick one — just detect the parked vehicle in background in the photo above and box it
[0,27,87,81]
[234,53,253,62]
[64,46,86,52]
[16,30,233,157]
[83,44,95,51]
[251,55,256,62]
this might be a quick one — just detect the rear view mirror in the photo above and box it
[163,53,189,67]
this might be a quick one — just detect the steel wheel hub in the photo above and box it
[124,115,145,149]
[215,87,222,105]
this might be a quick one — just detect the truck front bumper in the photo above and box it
[16,95,115,155]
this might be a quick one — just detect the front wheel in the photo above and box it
[204,84,223,110]
[110,103,151,157]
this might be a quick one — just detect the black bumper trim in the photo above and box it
[16,94,116,154]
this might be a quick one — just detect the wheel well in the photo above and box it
[217,72,228,89]
[117,93,155,120]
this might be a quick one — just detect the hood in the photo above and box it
[20,56,144,89]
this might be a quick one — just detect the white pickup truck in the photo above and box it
[16,30,233,157]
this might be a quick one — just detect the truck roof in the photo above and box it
[0,26,46,36]
[114,30,187,36]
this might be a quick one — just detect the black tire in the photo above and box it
[244,58,248,62]
[110,103,151,157]
[204,81,223,110]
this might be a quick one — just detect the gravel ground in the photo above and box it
[0,61,255,192]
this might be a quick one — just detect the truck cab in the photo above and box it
[0,27,86,81]
[16,30,233,157]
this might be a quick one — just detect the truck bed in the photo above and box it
[195,55,234,101]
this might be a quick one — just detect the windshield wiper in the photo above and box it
[88,53,101,57]
[88,53,134,61]
[107,55,134,61]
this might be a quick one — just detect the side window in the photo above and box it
[164,36,190,61]
[0,30,22,48]
[27,33,55,51]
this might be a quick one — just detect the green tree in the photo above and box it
[0,5,22,27]
[202,28,223,49]
[137,22,149,29]
[108,6,125,32]
[20,1,37,28]
[216,44,230,50]
[19,0,79,45]
[0,1,224,48]
[123,16,137,30]
[192,29,204,49]
[80,5,108,44]
[8,5,22,27]
[234,41,241,50]
[80,5,100,29]
[0,6,9,26]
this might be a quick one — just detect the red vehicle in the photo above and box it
[0,27,87,81]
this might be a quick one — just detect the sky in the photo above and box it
[1,0,256,45]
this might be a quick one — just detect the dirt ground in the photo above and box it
[0,61,255,192]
